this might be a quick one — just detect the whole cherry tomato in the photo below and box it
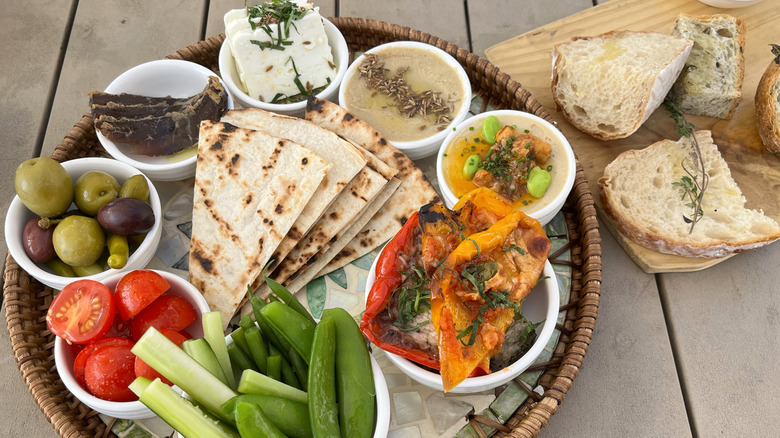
[72,337,135,388]
[84,343,137,401]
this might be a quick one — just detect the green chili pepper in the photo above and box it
[463,154,482,179]
[106,233,129,269]
[527,166,552,198]
[481,115,501,144]
[308,318,340,438]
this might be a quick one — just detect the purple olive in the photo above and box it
[97,197,155,236]
[23,217,56,263]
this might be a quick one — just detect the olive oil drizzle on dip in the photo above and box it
[344,46,465,142]
[443,119,568,213]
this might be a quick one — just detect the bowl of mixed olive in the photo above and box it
[436,110,576,226]
[5,157,162,290]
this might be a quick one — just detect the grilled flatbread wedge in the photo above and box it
[272,143,398,286]
[220,108,367,271]
[190,121,330,326]
[304,97,440,275]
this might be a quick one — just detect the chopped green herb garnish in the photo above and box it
[502,244,526,255]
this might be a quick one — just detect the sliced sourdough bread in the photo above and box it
[755,44,780,154]
[599,131,780,258]
[551,31,692,141]
[671,14,746,120]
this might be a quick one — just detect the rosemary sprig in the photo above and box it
[663,94,709,234]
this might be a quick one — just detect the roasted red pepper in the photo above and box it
[360,211,441,368]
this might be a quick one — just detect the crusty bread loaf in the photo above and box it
[671,14,746,120]
[551,31,692,141]
[599,131,780,258]
[755,44,780,154]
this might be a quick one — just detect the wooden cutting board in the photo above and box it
[485,0,780,273]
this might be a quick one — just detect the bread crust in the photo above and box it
[755,56,780,154]
[551,31,692,141]
[598,132,780,258]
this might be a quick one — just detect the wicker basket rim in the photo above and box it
[3,17,602,438]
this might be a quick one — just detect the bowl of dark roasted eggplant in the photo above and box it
[90,59,234,181]
[361,188,559,393]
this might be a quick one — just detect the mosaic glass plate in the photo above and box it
[109,96,573,437]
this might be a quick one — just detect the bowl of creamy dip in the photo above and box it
[339,41,472,160]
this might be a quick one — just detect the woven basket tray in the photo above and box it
[3,17,602,438]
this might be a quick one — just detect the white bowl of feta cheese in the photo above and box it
[219,1,348,116]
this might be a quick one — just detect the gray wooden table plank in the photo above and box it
[467,0,593,56]
[1,2,83,436]
[0,0,73,268]
[659,243,780,437]
[40,0,207,159]
[539,221,691,438]
[339,0,470,49]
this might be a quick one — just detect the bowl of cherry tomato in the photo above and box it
[52,269,209,419]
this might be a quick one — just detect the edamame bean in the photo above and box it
[481,115,501,144]
[527,166,552,198]
[463,154,482,179]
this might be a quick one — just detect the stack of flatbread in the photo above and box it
[189,99,439,326]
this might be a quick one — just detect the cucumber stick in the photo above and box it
[129,377,239,438]
[238,368,308,404]
[182,338,229,386]
[203,311,236,389]
[132,327,237,422]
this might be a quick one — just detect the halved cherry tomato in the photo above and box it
[129,295,196,341]
[73,337,135,388]
[134,329,187,385]
[84,343,137,401]
[46,280,116,344]
[114,270,170,321]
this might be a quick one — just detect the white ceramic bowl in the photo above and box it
[96,59,234,181]
[54,269,210,419]
[365,249,560,394]
[218,18,348,117]
[436,110,576,226]
[697,0,763,7]
[338,41,472,160]
[5,157,162,291]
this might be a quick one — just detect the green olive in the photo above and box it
[45,258,76,277]
[14,157,74,218]
[527,166,552,198]
[119,174,150,202]
[52,215,105,267]
[74,171,120,216]
[72,263,104,277]
[481,115,502,145]
[463,154,482,179]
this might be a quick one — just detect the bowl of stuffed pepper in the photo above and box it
[361,187,559,393]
